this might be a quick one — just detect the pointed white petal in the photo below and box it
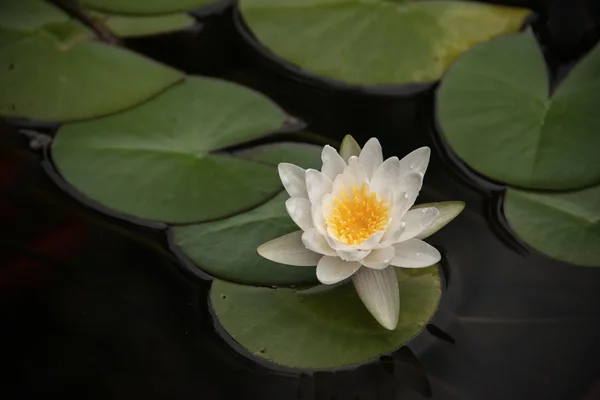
[370,156,401,195]
[312,201,327,235]
[317,256,361,284]
[336,248,370,262]
[278,163,307,198]
[358,138,383,179]
[339,135,361,162]
[305,169,333,204]
[398,146,431,178]
[321,145,346,180]
[392,172,423,215]
[395,207,439,243]
[381,189,412,243]
[352,266,399,330]
[361,246,395,269]
[412,201,465,239]
[390,238,441,268]
[257,231,321,266]
[285,198,314,232]
[357,230,385,250]
[379,221,406,246]
[302,229,336,256]
[324,228,356,251]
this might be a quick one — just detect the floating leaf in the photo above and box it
[83,0,219,15]
[504,186,600,267]
[438,29,600,190]
[171,142,322,286]
[52,77,290,223]
[239,0,530,85]
[89,11,196,37]
[0,0,69,33]
[0,26,182,121]
[211,266,441,369]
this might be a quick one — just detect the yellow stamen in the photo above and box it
[326,184,389,245]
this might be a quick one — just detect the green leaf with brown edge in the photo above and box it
[210,266,441,369]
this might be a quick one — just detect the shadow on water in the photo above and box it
[2,0,600,399]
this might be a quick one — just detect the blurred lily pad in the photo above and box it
[171,142,322,286]
[0,25,182,121]
[89,11,196,37]
[0,0,69,32]
[504,186,600,267]
[52,77,291,223]
[239,0,530,85]
[438,29,600,190]
[211,266,441,369]
[83,0,219,14]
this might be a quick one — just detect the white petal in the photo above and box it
[398,146,431,178]
[305,169,333,204]
[301,229,336,256]
[352,266,399,330]
[358,230,385,250]
[413,201,465,239]
[370,156,401,195]
[257,231,321,266]
[390,238,441,268]
[336,249,370,262]
[392,172,423,216]
[324,228,356,251]
[285,198,313,232]
[339,135,361,162]
[358,138,383,179]
[379,221,406,246]
[321,145,346,180]
[361,246,395,269]
[312,201,327,235]
[395,207,439,243]
[278,163,307,198]
[317,256,361,284]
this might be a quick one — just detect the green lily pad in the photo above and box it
[239,0,531,85]
[52,77,291,223]
[89,11,196,37]
[83,0,219,15]
[210,266,441,369]
[0,0,69,33]
[0,25,182,121]
[504,186,600,267]
[171,141,323,286]
[438,29,600,190]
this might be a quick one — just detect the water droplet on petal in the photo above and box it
[403,193,409,199]
[420,208,427,214]
[416,252,421,257]
[409,163,416,169]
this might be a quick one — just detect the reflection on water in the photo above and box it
[2,3,600,399]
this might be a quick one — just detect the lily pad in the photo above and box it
[438,29,600,190]
[0,0,69,33]
[89,11,196,37]
[239,0,531,86]
[52,77,291,223]
[210,266,441,369]
[504,186,600,267]
[171,141,323,286]
[83,0,219,15]
[0,26,182,121]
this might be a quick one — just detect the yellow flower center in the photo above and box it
[326,184,390,245]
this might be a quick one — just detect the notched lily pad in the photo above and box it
[504,185,600,267]
[83,0,221,15]
[0,25,182,121]
[171,142,323,286]
[52,77,292,223]
[239,0,531,86]
[210,266,441,369]
[438,29,600,190]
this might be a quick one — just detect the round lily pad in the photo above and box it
[238,0,531,86]
[52,77,291,223]
[171,142,322,286]
[438,29,600,190]
[0,0,69,32]
[210,266,441,369]
[504,186,600,267]
[89,11,196,37]
[0,26,182,121]
[83,0,220,14]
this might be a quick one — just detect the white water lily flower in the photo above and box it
[258,136,463,330]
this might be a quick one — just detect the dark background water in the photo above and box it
[2,0,600,399]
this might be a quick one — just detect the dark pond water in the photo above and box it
[2,1,600,399]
